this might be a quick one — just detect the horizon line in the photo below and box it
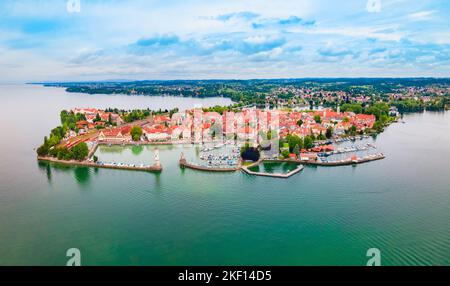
[25,77,450,85]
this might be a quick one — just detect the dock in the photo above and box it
[305,153,385,166]
[179,158,240,172]
[37,156,162,173]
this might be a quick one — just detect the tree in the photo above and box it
[343,116,350,123]
[314,115,322,123]
[71,142,89,161]
[304,136,314,149]
[372,121,383,132]
[341,103,363,114]
[94,113,101,122]
[297,119,303,127]
[281,149,290,159]
[56,147,71,160]
[131,126,143,141]
[293,144,300,156]
[286,134,303,152]
[93,155,98,163]
[47,134,61,147]
[240,143,260,161]
[379,114,389,123]
[36,144,49,156]
[326,127,333,139]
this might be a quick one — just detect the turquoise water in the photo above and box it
[0,84,449,265]
[248,161,300,174]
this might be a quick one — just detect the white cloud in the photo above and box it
[407,10,436,21]
[304,25,404,42]
[0,0,449,81]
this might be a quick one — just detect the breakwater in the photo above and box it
[305,153,385,166]
[37,156,162,173]
[179,158,240,172]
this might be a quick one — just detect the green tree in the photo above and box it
[286,134,303,152]
[281,149,290,159]
[314,115,322,123]
[372,121,383,132]
[293,144,300,156]
[131,126,143,141]
[36,144,49,156]
[304,136,314,149]
[341,103,363,114]
[94,113,101,122]
[297,119,303,127]
[71,142,89,161]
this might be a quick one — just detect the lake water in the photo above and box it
[0,84,449,265]
[248,161,300,174]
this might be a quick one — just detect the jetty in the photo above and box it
[37,156,162,173]
[306,153,385,166]
[179,153,240,172]
[37,148,163,173]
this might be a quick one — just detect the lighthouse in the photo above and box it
[154,148,160,167]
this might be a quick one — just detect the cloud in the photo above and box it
[305,25,404,42]
[0,0,449,81]
[214,11,259,22]
[278,16,315,26]
[135,35,180,47]
[126,32,287,57]
[408,10,436,21]
[318,47,360,60]
[252,15,316,29]
[369,47,387,55]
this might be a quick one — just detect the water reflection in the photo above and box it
[131,145,144,156]
[37,161,52,183]
[37,161,93,187]
[98,145,125,154]
[73,167,91,186]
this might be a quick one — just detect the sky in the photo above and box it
[0,0,449,82]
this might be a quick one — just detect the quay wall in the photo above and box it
[37,156,162,173]
[305,153,385,166]
[179,159,240,172]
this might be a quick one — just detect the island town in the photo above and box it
[36,104,389,178]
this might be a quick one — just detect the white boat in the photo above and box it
[214,143,224,149]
